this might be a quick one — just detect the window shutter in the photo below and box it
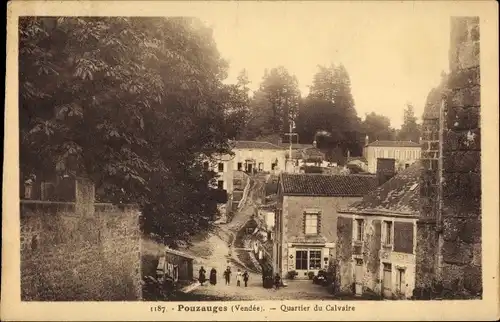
[303,212,306,234]
[317,212,322,234]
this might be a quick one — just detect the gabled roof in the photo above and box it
[231,140,285,150]
[280,173,378,197]
[340,161,421,216]
[366,140,421,148]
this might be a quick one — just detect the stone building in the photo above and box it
[363,137,421,174]
[203,153,235,222]
[336,162,420,299]
[273,173,378,279]
[415,16,481,299]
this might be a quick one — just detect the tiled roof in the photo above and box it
[366,140,421,148]
[280,173,378,197]
[340,161,421,216]
[231,140,284,150]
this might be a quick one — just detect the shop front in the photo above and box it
[285,243,334,279]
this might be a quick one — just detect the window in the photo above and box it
[237,162,243,171]
[271,163,276,170]
[296,250,308,270]
[305,213,319,235]
[295,250,322,270]
[218,162,224,173]
[384,221,393,245]
[394,222,414,254]
[203,161,209,171]
[396,268,406,294]
[309,250,322,269]
[355,219,364,241]
[258,162,264,171]
[217,180,224,190]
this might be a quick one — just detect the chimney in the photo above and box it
[365,135,369,146]
[376,158,396,186]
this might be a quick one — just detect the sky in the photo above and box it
[195,2,451,128]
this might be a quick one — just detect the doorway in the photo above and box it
[382,263,392,298]
[354,258,363,296]
[247,163,253,173]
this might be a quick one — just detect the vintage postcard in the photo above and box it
[2,0,499,321]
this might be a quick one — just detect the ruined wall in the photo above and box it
[21,179,142,301]
[441,16,481,297]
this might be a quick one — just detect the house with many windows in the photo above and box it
[231,140,286,174]
[363,136,421,173]
[335,162,420,299]
[273,173,379,279]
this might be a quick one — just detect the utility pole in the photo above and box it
[284,121,298,172]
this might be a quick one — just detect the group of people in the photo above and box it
[198,266,250,287]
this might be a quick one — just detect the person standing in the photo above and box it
[243,270,249,287]
[209,267,217,286]
[223,267,232,285]
[236,269,242,287]
[274,273,281,290]
[198,266,206,286]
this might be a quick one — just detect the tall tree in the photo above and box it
[362,112,396,142]
[308,64,336,102]
[244,67,301,137]
[397,103,421,142]
[19,17,245,248]
[295,64,363,156]
[223,69,252,140]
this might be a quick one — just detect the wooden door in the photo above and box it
[382,263,392,298]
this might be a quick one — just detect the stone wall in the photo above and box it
[415,16,481,299]
[335,216,353,292]
[441,16,481,297]
[361,218,382,294]
[336,216,382,295]
[20,179,142,301]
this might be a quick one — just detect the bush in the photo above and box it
[286,270,298,279]
[307,271,315,280]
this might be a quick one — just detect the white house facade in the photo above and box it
[231,141,286,174]
[363,138,421,174]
